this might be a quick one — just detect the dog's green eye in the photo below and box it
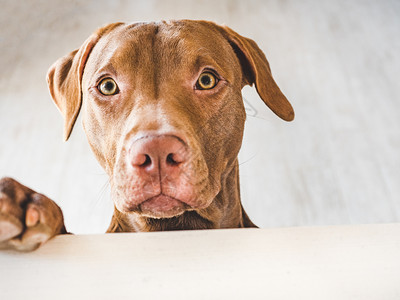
[197,72,217,90]
[98,78,118,95]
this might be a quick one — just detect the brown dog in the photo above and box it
[0,20,294,251]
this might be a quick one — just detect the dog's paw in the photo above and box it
[0,177,66,251]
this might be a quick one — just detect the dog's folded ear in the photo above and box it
[47,22,124,141]
[216,25,294,121]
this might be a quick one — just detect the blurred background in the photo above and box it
[0,0,399,234]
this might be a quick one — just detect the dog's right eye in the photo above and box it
[98,78,119,95]
[196,72,218,90]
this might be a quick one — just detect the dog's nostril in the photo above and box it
[130,136,187,169]
[140,154,152,167]
[166,153,179,166]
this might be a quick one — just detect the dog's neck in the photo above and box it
[107,159,249,232]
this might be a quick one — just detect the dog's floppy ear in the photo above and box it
[47,22,124,141]
[217,25,294,121]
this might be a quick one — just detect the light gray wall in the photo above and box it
[1,0,399,233]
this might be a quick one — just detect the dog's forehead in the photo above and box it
[121,20,226,48]
[92,21,233,67]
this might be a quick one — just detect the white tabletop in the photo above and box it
[1,224,399,299]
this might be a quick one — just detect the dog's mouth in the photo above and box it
[138,194,190,219]
[114,191,194,219]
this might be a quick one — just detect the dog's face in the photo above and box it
[47,20,294,229]
[82,21,246,220]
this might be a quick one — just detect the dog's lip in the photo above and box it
[138,194,190,218]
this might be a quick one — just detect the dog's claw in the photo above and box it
[26,206,40,227]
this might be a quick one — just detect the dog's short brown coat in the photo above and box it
[0,20,293,251]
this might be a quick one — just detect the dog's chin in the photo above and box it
[114,195,216,231]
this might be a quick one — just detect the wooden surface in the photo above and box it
[0,224,399,299]
[0,0,399,233]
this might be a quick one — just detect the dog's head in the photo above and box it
[47,20,294,230]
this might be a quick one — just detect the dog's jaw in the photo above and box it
[107,159,247,232]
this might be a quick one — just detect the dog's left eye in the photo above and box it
[196,72,218,90]
[98,78,119,95]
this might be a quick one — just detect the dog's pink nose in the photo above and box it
[130,136,187,173]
